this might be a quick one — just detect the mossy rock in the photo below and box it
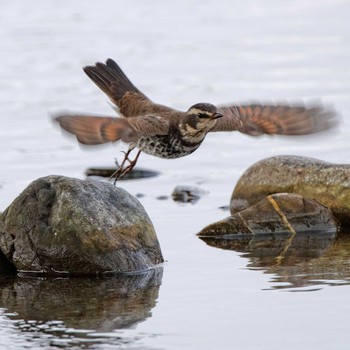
[0,176,163,275]
[231,155,350,226]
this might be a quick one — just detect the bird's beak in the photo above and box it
[212,112,223,119]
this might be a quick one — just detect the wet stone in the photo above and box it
[85,167,159,180]
[198,193,338,237]
[219,205,230,211]
[0,175,163,275]
[230,155,350,226]
[172,185,208,204]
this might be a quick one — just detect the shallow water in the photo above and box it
[1,0,350,349]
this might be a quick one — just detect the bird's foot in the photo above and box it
[110,150,141,185]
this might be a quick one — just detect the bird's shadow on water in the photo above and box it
[0,267,163,348]
[199,231,350,291]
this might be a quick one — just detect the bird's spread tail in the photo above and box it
[83,59,143,104]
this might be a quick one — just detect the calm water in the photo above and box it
[1,1,350,349]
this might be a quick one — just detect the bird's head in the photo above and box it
[180,103,223,141]
[187,103,223,120]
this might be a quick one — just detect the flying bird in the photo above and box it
[55,58,337,181]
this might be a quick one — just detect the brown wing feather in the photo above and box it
[212,103,338,136]
[54,115,138,145]
[127,115,170,136]
[54,114,170,145]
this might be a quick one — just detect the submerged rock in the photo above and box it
[172,185,208,204]
[85,167,159,180]
[231,155,350,226]
[0,176,163,275]
[198,193,337,237]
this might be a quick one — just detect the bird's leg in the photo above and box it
[109,149,132,183]
[114,157,120,168]
[110,149,141,184]
[117,150,142,179]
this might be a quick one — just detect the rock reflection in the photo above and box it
[199,232,350,290]
[85,167,159,180]
[0,267,163,331]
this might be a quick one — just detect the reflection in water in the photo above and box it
[199,232,350,291]
[85,167,160,181]
[0,267,163,348]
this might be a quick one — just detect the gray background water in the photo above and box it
[1,0,350,349]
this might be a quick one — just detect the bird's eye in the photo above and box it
[197,113,208,119]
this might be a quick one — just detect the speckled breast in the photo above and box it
[136,135,201,159]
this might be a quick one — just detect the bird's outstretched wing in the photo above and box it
[211,103,338,136]
[55,114,170,145]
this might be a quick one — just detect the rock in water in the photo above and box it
[231,156,350,226]
[171,185,208,204]
[0,176,163,275]
[198,193,338,237]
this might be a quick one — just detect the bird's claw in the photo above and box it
[110,150,141,185]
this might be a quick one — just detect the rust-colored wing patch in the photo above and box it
[54,113,171,146]
[54,114,138,145]
[212,103,338,136]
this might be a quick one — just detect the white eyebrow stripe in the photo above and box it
[188,108,211,115]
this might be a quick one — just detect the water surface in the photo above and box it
[1,1,350,349]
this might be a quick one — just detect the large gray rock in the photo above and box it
[0,176,163,274]
[231,156,350,226]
